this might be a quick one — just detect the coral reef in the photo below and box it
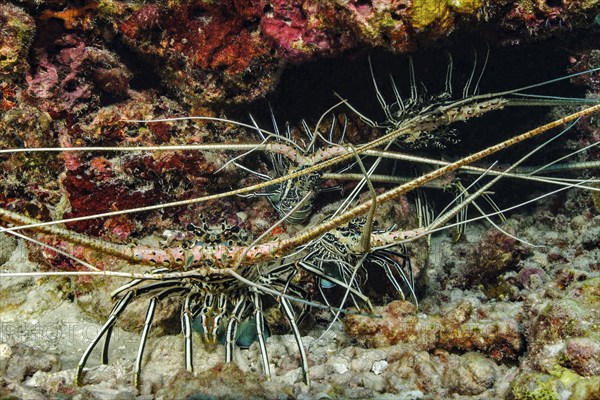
[116,1,278,106]
[345,299,525,360]
[4,0,595,109]
[25,33,132,118]
[501,0,600,40]
[0,343,60,382]
[0,3,35,82]
[0,0,599,399]
[3,181,596,399]
[109,0,600,107]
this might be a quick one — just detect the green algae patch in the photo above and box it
[410,0,482,30]
[549,366,582,388]
[510,372,562,400]
[569,376,600,400]
[510,369,599,400]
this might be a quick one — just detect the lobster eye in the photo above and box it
[187,223,195,231]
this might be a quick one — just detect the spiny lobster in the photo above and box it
[0,59,599,390]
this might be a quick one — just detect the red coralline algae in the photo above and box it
[260,1,340,61]
[158,1,265,74]
[25,35,131,118]
[342,0,413,50]
[102,214,136,242]
[146,121,171,143]
[2,71,245,248]
[58,147,218,237]
[61,169,161,235]
[118,0,276,106]
[117,3,161,36]
[89,157,115,181]
[0,83,17,111]
[259,0,412,58]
